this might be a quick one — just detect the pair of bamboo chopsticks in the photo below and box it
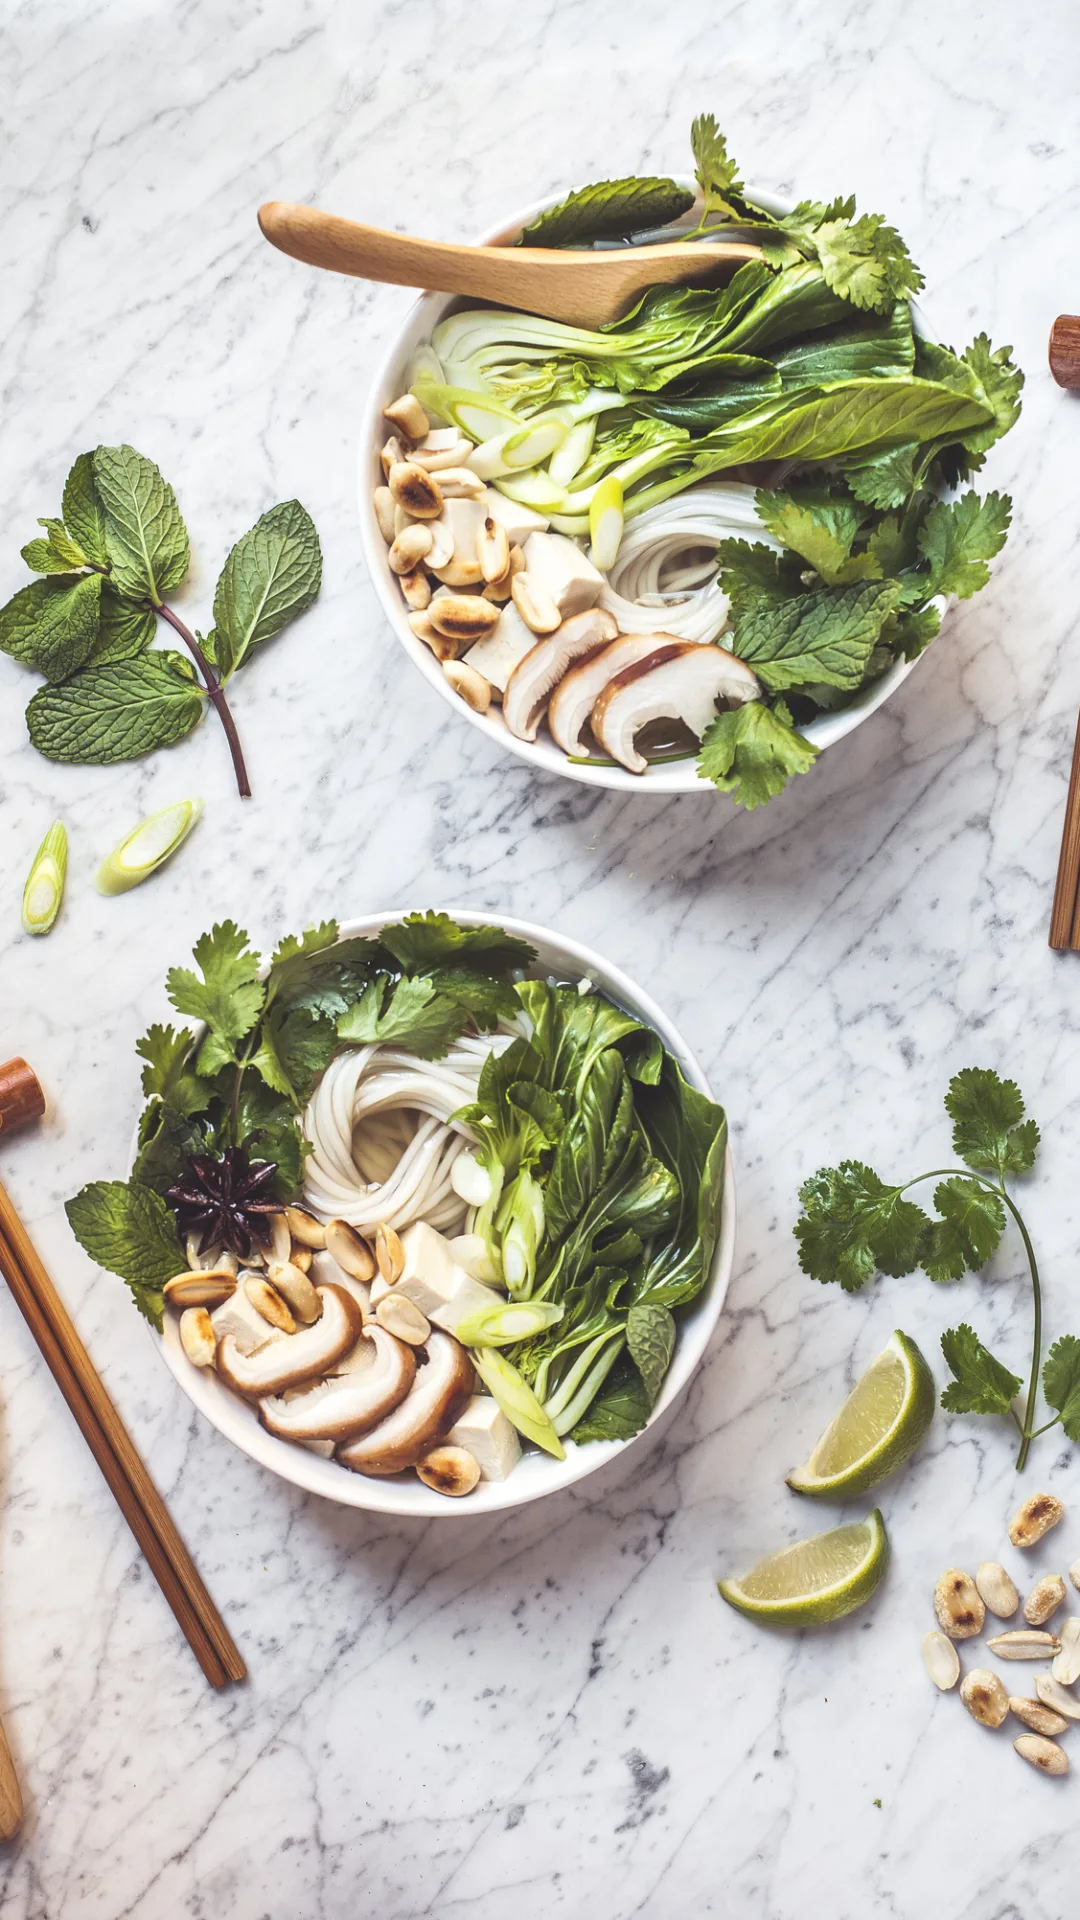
[1050,707,1080,949]
[0,1180,245,1689]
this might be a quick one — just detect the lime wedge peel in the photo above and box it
[786,1329,935,1499]
[719,1510,889,1629]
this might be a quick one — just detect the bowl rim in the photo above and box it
[147,907,737,1517]
[358,178,938,796]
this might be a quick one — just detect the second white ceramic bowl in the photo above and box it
[359,183,937,796]
[152,910,736,1517]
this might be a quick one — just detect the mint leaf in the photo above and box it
[135,1023,205,1116]
[940,1323,1022,1416]
[337,975,468,1058]
[917,490,1011,600]
[626,1303,675,1407]
[22,517,87,574]
[731,579,901,692]
[26,651,204,763]
[796,1160,930,1291]
[0,572,103,680]
[698,699,818,808]
[924,1176,1006,1282]
[87,585,156,665]
[1043,1336,1080,1442]
[945,1067,1039,1177]
[379,910,535,975]
[518,177,694,248]
[166,921,265,1074]
[92,445,189,605]
[690,114,751,221]
[251,1006,338,1105]
[211,499,322,678]
[570,1358,650,1441]
[65,1179,184,1328]
[62,452,109,567]
[715,539,804,617]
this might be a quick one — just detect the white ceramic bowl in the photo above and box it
[153,909,736,1516]
[359,182,935,795]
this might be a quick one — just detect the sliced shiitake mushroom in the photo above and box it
[336,1330,475,1476]
[216,1285,364,1398]
[548,633,682,758]
[590,641,761,774]
[502,608,618,743]
[259,1327,417,1441]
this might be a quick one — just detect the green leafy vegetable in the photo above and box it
[518,177,694,249]
[65,1180,184,1328]
[0,573,103,681]
[917,491,1011,600]
[698,699,819,808]
[26,652,205,763]
[731,580,901,693]
[626,1303,675,1406]
[690,114,753,222]
[91,444,189,605]
[796,1067,1074,1469]
[570,1357,651,1441]
[166,921,265,1074]
[210,499,322,678]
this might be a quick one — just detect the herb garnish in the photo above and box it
[0,446,322,796]
[795,1069,1077,1470]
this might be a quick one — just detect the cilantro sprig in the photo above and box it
[795,1068,1071,1469]
[0,446,322,796]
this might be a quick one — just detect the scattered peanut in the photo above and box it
[1024,1575,1067,1627]
[1010,1695,1069,1736]
[511,569,561,634]
[290,1244,313,1273]
[435,467,487,499]
[986,1629,1061,1659]
[1070,1559,1080,1594]
[1052,1616,1080,1686]
[1036,1671,1080,1718]
[976,1562,1020,1619]
[244,1275,296,1334]
[960,1668,1009,1728]
[408,611,460,660]
[374,485,397,543]
[285,1206,327,1249]
[399,568,433,611]
[380,434,407,477]
[417,1445,481,1497]
[1014,1733,1069,1775]
[1009,1493,1064,1548]
[268,1261,322,1326]
[325,1219,376,1282]
[477,515,511,584]
[934,1569,985,1640]
[163,1269,237,1309]
[389,523,434,574]
[375,1222,405,1285]
[428,592,500,644]
[375,1292,430,1346]
[922,1630,960,1690]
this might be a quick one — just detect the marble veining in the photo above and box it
[2,1,1080,1913]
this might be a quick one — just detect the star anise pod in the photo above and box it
[166,1147,282,1259]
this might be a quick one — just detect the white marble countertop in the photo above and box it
[3,2,1080,1913]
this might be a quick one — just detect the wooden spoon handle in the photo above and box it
[258,202,525,302]
[0,1714,22,1840]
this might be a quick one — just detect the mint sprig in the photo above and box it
[795,1067,1071,1469]
[0,446,322,796]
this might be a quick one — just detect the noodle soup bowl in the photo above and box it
[154,909,736,1517]
[359,185,936,798]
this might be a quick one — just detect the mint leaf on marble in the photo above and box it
[91,444,190,605]
[26,651,205,763]
[65,1179,184,1329]
[0,572,103,681]
[62,452,110,567]
[210,499,322,678]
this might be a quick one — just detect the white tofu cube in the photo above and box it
[448,1395,522,1481]
[463,602,537,693]
[522,531,604,617]
[427,1273,502,1336]
[483,488,550,546]
[308,1251,370,1317]
[210,1285,287,1357]
[395,1224,502,1331]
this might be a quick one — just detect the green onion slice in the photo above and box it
[588,473,624,571]
[470,1346,566,1459]
[96,798,202,896]
[21,821,68,935]
[454,1298,564,1349]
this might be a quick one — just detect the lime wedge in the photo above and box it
[719,1511,889,1628]
[785,1329,935,1498]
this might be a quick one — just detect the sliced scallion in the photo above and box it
[453,1298,564,1349]
[21,821,67,935]
[96,798,202,896]
[470,1346,566,1460]
[588,473,624,571]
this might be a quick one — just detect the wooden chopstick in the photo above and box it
[0,1183,245,1688]
[1050,706,1080,950]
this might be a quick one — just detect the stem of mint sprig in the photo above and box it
[157,603,251,798]
[794,1068,1080,1471]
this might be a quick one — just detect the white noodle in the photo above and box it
[302,1030,520,1234]
[599,482,782,644]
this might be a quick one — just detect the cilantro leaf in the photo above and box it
[731,579,901,692]
[917,490,1011,600]
[715,539,805,617]
[626,1303,676,1407]
[923,1176,1006,1282]
[1043,1336,1080,1443]
[755,490,880,585]
[690,114,750,221]
[379,911,535,975]
[251,1005,339,1105]
[0,572,103,681]
[891,604,941,660]
[62,452,110,567]
[337,975,468,1058]
[842,443,918,510]
[698,699,819,808]
[26,652,205,763]
[959,335,1023,456]
[426,966,521,1030]
[945,1067,1039,1176]
[166,921,265,1074]
[210,499,322,678]
[92,444,189,605]
[810,210,924,312]
[65,1179,184,1328]
[518,177,694,248]
[940,1323,1022,1416]
[795,1160,930,1291]
[135,1024,205,1117]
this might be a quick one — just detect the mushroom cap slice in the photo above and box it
[591,640,760,774]
[336,1330,475,1476]
[216,1284,364,1398]
[259,1327,416,1441]
[502,607,618,743]
[548,632,677,757]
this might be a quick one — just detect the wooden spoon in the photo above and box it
[257,202,763,330]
